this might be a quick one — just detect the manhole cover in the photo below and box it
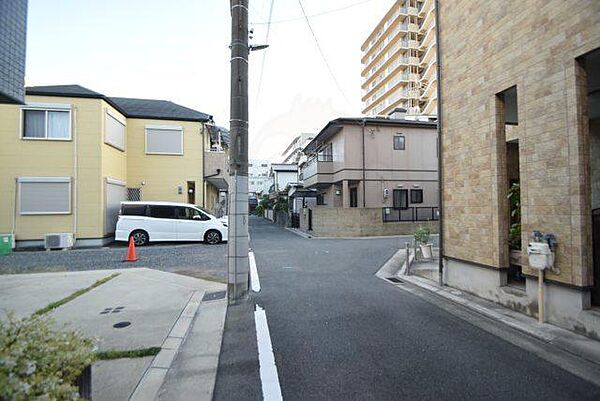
[202,291,226,301]
[387,277,404,283]
[113,321,131,329]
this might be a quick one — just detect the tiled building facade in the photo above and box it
[438,0,600,337]
[0,0,27,104]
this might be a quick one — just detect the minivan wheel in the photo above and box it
[130,230,149,246]
[204,230,222,245]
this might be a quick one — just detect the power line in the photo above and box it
[251,0,375,25]
[296,0,351,106]
[253,0,275,111]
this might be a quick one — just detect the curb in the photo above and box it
[129,290,204,401]
[376,250,600,367]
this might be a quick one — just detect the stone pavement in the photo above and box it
[0,268,227,401]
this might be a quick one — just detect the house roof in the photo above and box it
[26,84,105,98]
[270,163,298,172]
[303,117,437,154]
[108,97,212,122]
[25,84,212,123]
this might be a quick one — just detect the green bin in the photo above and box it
[0,234,13,256]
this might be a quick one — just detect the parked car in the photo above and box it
[115,201,228,246]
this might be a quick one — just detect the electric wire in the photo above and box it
[253,0,275,112]
[296,0,351,106]
[251,0,375,25]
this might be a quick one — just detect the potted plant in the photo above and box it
[414,226,433,259]
[507,182,522,266]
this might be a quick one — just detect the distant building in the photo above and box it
[298,115,438,236]
[361,0,437,116]
[204,125,230,217]
[0,0,27,104]
[248,159,272,196]
[281,133,314,165]
[269,164,298,195]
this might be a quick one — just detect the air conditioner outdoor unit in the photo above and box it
[44,233,74,250]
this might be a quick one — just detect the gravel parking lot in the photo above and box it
[0,242,227,282]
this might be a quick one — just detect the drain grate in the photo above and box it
[113,321,131,329]
[202,291,226,301]
[386,277,404,284]
[100,306,126,315]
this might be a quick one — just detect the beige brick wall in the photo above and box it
[298,207,438,237]
[438,0,600,286]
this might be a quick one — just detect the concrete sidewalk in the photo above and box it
[377,248,600,369]
[0,268,227,401]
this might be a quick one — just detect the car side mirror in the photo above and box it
[193,215,202,220]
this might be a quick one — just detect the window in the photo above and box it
[145,125,183,155]
[18,177,71,214]
[105,111,126,151]
[22,105,71,140]
[393,189,408,209]
[318,143,333,161]
[121,204,147,216]
[393,135,405,150]
[410,189,423,204]
[149,205,177,219]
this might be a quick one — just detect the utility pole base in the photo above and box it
[227,174,249,304]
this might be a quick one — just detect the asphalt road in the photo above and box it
[214,216,600,400]
[0,242,227,282]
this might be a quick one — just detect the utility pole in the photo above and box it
[228,0,250,303]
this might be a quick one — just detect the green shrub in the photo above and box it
[414,226,431,245]
[0,313,95,401]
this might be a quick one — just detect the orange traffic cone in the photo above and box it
[123,237,139,262]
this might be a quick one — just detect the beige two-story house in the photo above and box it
[298,115,438,236]
[0,84,214,248]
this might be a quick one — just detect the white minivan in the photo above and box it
[115,201,228,246]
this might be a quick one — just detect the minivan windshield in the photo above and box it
[194,205,214,217]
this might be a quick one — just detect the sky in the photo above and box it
[25,0,394,161]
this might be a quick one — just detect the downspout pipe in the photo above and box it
[434,0,444,286]
[361,118,366,207]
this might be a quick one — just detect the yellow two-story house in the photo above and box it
[0,84,217,248]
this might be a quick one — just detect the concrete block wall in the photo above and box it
[298,207,438,237]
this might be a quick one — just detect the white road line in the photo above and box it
[249,250,261,292]
[254,305,283,401]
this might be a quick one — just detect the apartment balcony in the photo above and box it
[418,0,434,17]
[419,22,436,51]
[419,5,435,34]
[361,39,409,79]
[419,41,437,68]
[420,76,437,100]
[362,68,410,102]
[420,61,436,85]
[422,95,437,115]
[204,150,229,190]
[301,158,333,188]
[361,6,409,55]
[362,69,413,112]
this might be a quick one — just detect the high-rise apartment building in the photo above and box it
[361,0,437,117]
